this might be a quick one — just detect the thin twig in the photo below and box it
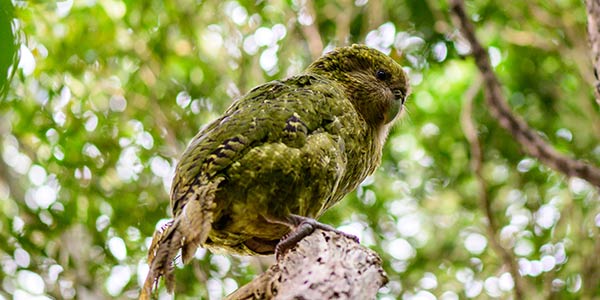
[149,98,181,157]
[335,0,353,45]
[460,76,525,300]
[364,0,384,33]
[581,225,600,298]
[297,0,324,59]
[450,0,600,188]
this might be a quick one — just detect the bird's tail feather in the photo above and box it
[139,178,222,299]
[139,219,185,299]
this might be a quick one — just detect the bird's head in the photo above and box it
[307,44,409,129]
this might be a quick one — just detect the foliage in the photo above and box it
[0,0,598,299]
[0,0,17,98]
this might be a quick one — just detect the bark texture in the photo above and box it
[586,0,600,104]
[226,229,388,300]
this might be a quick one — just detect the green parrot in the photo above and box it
[141,44,409,296]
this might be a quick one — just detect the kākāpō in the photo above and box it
[141,44,409,297]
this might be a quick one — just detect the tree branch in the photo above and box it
[297,0,324,60]
[585,0,600,105]
[450,0,600,188]
[460,77,525,300]
[226,229,388,300]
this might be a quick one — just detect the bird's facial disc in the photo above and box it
[372,63,408,125]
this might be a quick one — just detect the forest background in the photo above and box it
[1,0,599,299]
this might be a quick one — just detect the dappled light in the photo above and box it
[0,0,599,299]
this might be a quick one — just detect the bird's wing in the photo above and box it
[170,74,347,215]
[142,74,351,296]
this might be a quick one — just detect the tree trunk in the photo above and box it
[226,229,388,300]
[585,0,600,105]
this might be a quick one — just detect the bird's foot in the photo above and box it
[274,215,359,260]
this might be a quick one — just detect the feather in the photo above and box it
[140,45,409,298]
[140,178,223,297]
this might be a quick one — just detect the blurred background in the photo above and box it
[1,0,599,299]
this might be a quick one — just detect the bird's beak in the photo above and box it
[393,89,405,105]
[384,90,404,124]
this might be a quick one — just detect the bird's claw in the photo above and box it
[274,216,360,260]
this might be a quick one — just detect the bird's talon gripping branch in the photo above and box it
[306,221,359,243]
[275,222,314,259]
[274,215,360,259]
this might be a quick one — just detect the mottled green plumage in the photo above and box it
[141,44,409,297]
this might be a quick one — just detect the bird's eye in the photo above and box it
[376,69,390,81]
